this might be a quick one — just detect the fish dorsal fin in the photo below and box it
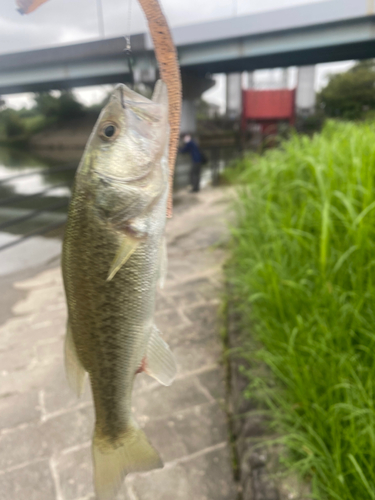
[152,80,168,107]
[107,235,140,281]
[143,326,177,386]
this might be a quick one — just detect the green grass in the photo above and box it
[227,120,375,499]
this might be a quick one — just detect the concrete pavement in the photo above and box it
[0,187,237,500]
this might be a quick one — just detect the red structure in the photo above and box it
[241,89,296,135]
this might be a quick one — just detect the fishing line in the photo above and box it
[124,0,135,88]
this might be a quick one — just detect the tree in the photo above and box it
[318,60,375,120]
[34,90,84,120]
[0,109,26,138]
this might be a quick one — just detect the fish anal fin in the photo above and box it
[64,322,86,397]
[107,235,140,281]
[93,421,163,500]
[144,326,177,386]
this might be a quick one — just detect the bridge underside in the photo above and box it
[0,72,133,95]
[184,39,375,75]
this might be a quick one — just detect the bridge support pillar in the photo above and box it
[280,68,289,88]
[296,65,316,116]
[226,73,242,119]
[246,72,254,89]
[179,70,215,134]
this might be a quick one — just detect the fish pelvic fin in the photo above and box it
[143,326,177,386]
[64,322,86,397]
[93,422,163,500]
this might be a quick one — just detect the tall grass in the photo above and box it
[228,120,375,499]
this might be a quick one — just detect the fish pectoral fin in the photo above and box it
[107,235,140,281]
[64,322,86,397]
[144,326,177,386]
[93,420,162,500]
[158,236,168,289]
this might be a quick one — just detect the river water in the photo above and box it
[0,145,231,275]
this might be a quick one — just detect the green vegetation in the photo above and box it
[227,120,375,499]
[0,85,155,144]
[0,90,102,143]
[33,90,85,120]
[318,60,375,120]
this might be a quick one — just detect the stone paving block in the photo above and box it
[0,344,36,373]
[169,320,218,347]
[166,260,198,279]
[184,303,220,331]
[36,338,64,366]
[0,406,93,471]
[0,357,69,402]
[14,267,62,291]
[12,286,65,315]
[133,376,209,420]
[129,445,236,500]
[57,446,93,500]
[185,445,237,500]
[154,309,189,337]
[168,289,204,309]
[141,417,188,463]
[0,459,55,500]
[197,367,226,401]
[155,293,175,313]
[173,337,221,375]
[166,277,213,297]
[0,358,79,414]
[129,462,191,500]
[42,361,92,414]
[0,389,40,430]
[170,402,228,457]
[140,401,228,464]
[3,315,65,350]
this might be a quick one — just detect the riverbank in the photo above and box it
[28,115,96,151]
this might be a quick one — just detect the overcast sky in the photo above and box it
[0,0,353,109]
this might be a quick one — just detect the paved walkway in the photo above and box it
[0,187,237,500]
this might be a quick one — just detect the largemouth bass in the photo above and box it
[62,81,176,500]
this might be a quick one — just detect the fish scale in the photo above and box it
[62,81,176,500]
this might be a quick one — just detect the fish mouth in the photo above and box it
[93,164,152,185]
[119,86,126,110]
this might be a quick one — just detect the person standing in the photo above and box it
[180,134,205,193]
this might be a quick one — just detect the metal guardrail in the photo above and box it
[0,164,76,252]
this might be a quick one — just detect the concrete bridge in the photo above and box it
[1,0,375,128]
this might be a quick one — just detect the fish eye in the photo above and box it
[104,125,115,137]
[100,122,119,141]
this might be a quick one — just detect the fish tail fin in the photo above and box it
[93,421,163,500]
